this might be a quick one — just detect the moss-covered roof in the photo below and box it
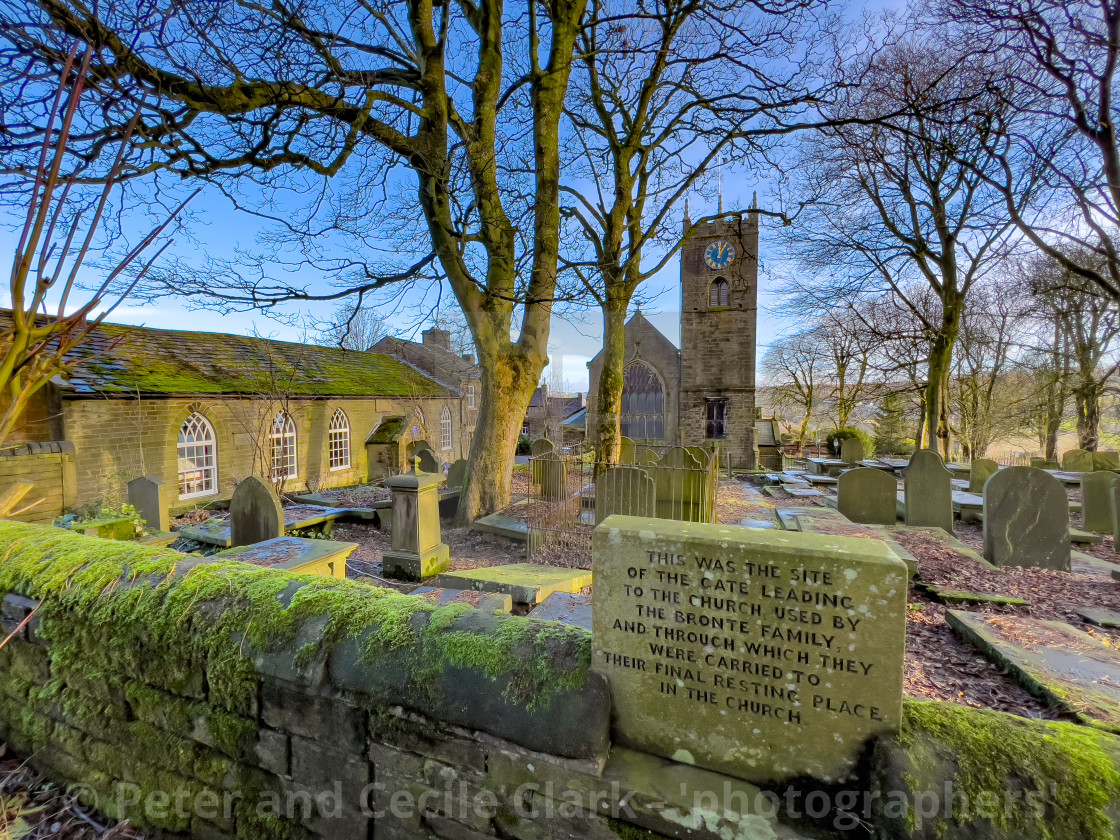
[54,320,449,398]
[367,416,406,443]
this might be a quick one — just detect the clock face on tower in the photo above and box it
[704,240,735,270]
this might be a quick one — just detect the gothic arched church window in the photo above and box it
[621,362,665,441]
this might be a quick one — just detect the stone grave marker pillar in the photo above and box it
[903,449,954,534]
[1082,470,1119,533]
[230,475,284,547]
[837,467,897,525]
[840,437,865,465]
[591,516,907,784]
[128,475,170,533]
[983,466,1070,570]
[595,466,655,525]
[382,461,450,581]
[968,458,999,494]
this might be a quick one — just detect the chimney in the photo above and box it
[422,328,451,351]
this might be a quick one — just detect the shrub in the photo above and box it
[826,426,873,457]
[516,434,532,455]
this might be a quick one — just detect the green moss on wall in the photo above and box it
[899,700,1120,840]
[0,521,592,721]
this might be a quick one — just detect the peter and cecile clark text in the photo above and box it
[597,550,885,727]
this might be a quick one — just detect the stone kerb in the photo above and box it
[230,475,284,547]
[968,458,999,494]
[903,450,954,534]
[595,465,655,525]
[838,467,897,525]
[592,516,908,785]
[983,466,1070,570]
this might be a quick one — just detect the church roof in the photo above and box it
[586,311,679,367]
[40,316,450,398]
[369,335,480,393]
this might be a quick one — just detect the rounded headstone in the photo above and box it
[983,466,1070,570]
[1062,448,1094,473]
[969,458,999,494]
[230,475,284,547]
[838,467,897,525]
[903,449,953,534]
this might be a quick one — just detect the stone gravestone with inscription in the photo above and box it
[595,466,655,525]
[1062,448,1095,473]
[839,437,865,465]
[230,475,284,547]
[969,458,999,494]
[529,438,555,487]
[983,467,1070,571]
[591,516,907,784]
[537,451,568,501]
[903,449,954,534]
[1081,470,1119,533]
[837,467,897,526]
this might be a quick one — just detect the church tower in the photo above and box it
[678,211,759,468]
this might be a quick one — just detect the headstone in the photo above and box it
[591,516,907,784]
[1030,457,1059,470]
[446,459,468,489]
[837,467,897,525]
[618,437,636,465]
[127,475,170,533]
[595,466,655,525]
[529,438,555,486]
[382,469,450,581]
[982,466,1070,570]
[1062,448,1094,473]
[638,450,660,466]
[230,475,284,547]
[655,447,706,522]
[1112,485,1120,555]
[414,445,440,474]
[1081,470,1119,533]
[902,449,954,534]
[839,437,865,465]
[685,446,711,468]
[1095,451,1120,472]
[537,451,568,501]
[968,458,999,494]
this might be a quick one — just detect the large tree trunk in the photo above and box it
[1075,381,1102,450]
[914,393,927,450]
[925,335,954,458]
[455,337,545,525]
[594,298,628,467]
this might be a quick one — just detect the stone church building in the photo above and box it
[586,211,760,468]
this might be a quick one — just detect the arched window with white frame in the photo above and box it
[441,406,453,451]
[270,411,297,479]
[328,408,351,470]
[178,412,217,499]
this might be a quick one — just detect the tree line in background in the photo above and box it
[762,250,1120,460]
[0,0,1116,518]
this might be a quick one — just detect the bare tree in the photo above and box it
[559,0,838,465]
[0,0,588,522]
[317,302,389,352]
[760,331,823,446]
[781,32,1018,456]
[938,0,1120,301]
[0,46,191,445]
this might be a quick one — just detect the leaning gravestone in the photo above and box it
[840,437,865,465]
[128,475,170,533]
[446,459,468,489]
[903,449,954,534]
[983,466,1070,570]
[1095,451,1120,472]
[618,437,636,465]
[1081,470,1119,533]
[537,451,567,501]
[1062,448,1095,473]
[969,458,999,494]
[230,475,284,547]
[595,466,655,525]
[837,467,897,525]
[592,516,907,784]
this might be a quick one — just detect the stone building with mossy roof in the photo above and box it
[6,316,472,511]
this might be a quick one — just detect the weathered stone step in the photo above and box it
[947,610,1120,733]
[436,563,592,605]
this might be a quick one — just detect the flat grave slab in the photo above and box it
[887,525,996,570]
[739,518,779,529]
[1072,551,1120,578]
[178,504,352,547]
[470,510,529,542]
[1077,608,1120,629]
[947,610,1120,733]
[802,474,839,486]
[945,462,971,476]
[1071,527,1104,546]
[436,563,592,605]
[775,505,853,533]
[1052,471,1083,487]
[411,586,513,613]
[176,517,234,547]
[213,536,356,577]
[914,582,1028,606]
[529,591,593,631]
[950,479,970,491]
[785,487,823,498]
